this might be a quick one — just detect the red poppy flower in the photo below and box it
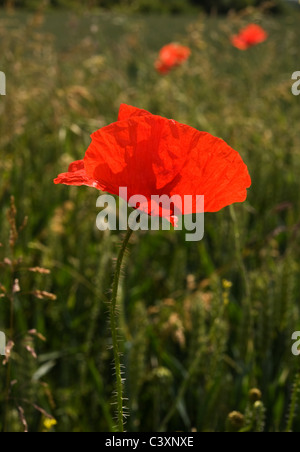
[54,104,251,223]
[155,43,191,74]
[231,24,268,50]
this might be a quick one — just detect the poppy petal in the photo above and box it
[231,35,249,50]
[168,133,251,213]
[55,105,251,222]
[155,60,172,75]
[155,43,191,74]
[118,104,151,121]
[53,159,104,190]
[84,115,189,196]
[232,24,268,50]
[83,106,251,217]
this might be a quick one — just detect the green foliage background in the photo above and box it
[0,4,300,432]
[0,0,285,13]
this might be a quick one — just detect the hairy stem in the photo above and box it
[285,371,300,432]
[110,227,133,432]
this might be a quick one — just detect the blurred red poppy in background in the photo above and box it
[155,43,191,74]
[54,104,251,223]
[231,24,268,50]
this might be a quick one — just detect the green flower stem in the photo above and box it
[285,371,300,432]
[110,227,133,432]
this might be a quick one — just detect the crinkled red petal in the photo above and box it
[53,159,104,190]
[83,105,251,216]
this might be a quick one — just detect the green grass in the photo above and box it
[0,8,300,432]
